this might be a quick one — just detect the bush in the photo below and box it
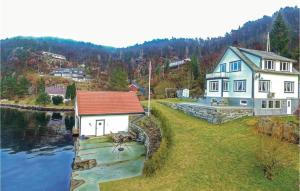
[255,136,293,180]
[143,106,172,176]
[35,92,51,105]
[52,96,63,105]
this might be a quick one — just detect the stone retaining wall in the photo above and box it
[160,102,253,124]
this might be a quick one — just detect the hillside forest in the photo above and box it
[0,7,299,100]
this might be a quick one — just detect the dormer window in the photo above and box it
[220,63,226,72]
[264,60,274,70]
[280,62,290,71]
[230,61,241,72]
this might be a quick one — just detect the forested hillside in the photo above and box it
[1,6,299,97]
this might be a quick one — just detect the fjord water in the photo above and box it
[1,108,75,191]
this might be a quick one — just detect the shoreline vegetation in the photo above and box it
[0,102,74,112]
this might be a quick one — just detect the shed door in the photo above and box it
[96,120,105,136]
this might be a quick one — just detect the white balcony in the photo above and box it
[206,72,229,79]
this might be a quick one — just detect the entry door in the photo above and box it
[287,100,291,114]
[96,120,105,136]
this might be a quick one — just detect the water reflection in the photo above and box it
[1,108,75,191]
[1,109,74,153]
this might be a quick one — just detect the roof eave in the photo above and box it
[78,111,145,116]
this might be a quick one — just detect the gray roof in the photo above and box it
[227,46,299,75]
[45,86,66,95]
[238,47,297,63]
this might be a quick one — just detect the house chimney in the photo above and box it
[266,32,270,52]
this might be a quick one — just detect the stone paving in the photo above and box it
[72,137,145,191]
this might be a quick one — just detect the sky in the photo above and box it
[0,0,299,47]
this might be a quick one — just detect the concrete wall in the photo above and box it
[80,115,129,136]
[161,102,253,124]
[254,98,299,115]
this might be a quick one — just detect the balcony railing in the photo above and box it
[206,72,229,79]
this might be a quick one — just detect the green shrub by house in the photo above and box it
[143,106,172,176]
[52,96,63,105]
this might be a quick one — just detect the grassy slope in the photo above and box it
[101,101,299,191]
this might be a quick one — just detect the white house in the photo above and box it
[75,91,144,136]
[204,46,299,115]
[45,85,66,99]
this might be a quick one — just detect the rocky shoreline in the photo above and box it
[0,103,74,112]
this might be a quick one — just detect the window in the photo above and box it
[264,60,274,70]
[209,81,219,92]
[275,101,281,108]
[230,61,241,72]
[259,80,270,92]
[261,100,267,108]
[284,81,294,93]
[223,81,229,92]
[220,63,226,72]
[234,80,246,92]
[280,62,290,71]
[240,100,248,105]
[268,100,274,108]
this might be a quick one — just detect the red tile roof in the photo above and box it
[76,91,144,115]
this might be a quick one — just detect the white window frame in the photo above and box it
[230,61,241,72]
[280,62,290,71]
[268,100,274,108]
[240,100,248,106]
[220,63,226,72]
[223,80,229,92]
[234,80,246,92]
[264,60,274,70]
[209,81,219,92]
[261,100,267,108]
[275,100,281,109]
[258,80,270,92]
[284,81,294,93]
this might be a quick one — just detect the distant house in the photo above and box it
[75,91,145,136]
[169,58,191,68]
[45,85,66,99]
[177,89,189,98]
[204,46,299,115]
[128,83,139,93]
[51,68,90,82]
[42,51,66,60]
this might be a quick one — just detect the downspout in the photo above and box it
[252,72,255,116]
[221,79,223,98]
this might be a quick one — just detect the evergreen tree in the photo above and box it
[17,76,30,97]
[37,78,45,94]
[164,59,170,74]
[108,66,128,91]
[270,13,289,56]
[190,54,199,80]
[65,83,76,100]
[0,75,18,99]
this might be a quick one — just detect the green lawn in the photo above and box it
[101,101,299,191]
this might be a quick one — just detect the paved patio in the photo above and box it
[72,137,145,191]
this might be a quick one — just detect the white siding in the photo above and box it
[254,73,298,99]
[243,52,261,67]
[80,115,129,136]
[207,48,253,98]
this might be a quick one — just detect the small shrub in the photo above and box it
[35,92,51,105]
[52,96,63,105]
[255,136,293,180]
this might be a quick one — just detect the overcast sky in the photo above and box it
[0,0,298,47]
